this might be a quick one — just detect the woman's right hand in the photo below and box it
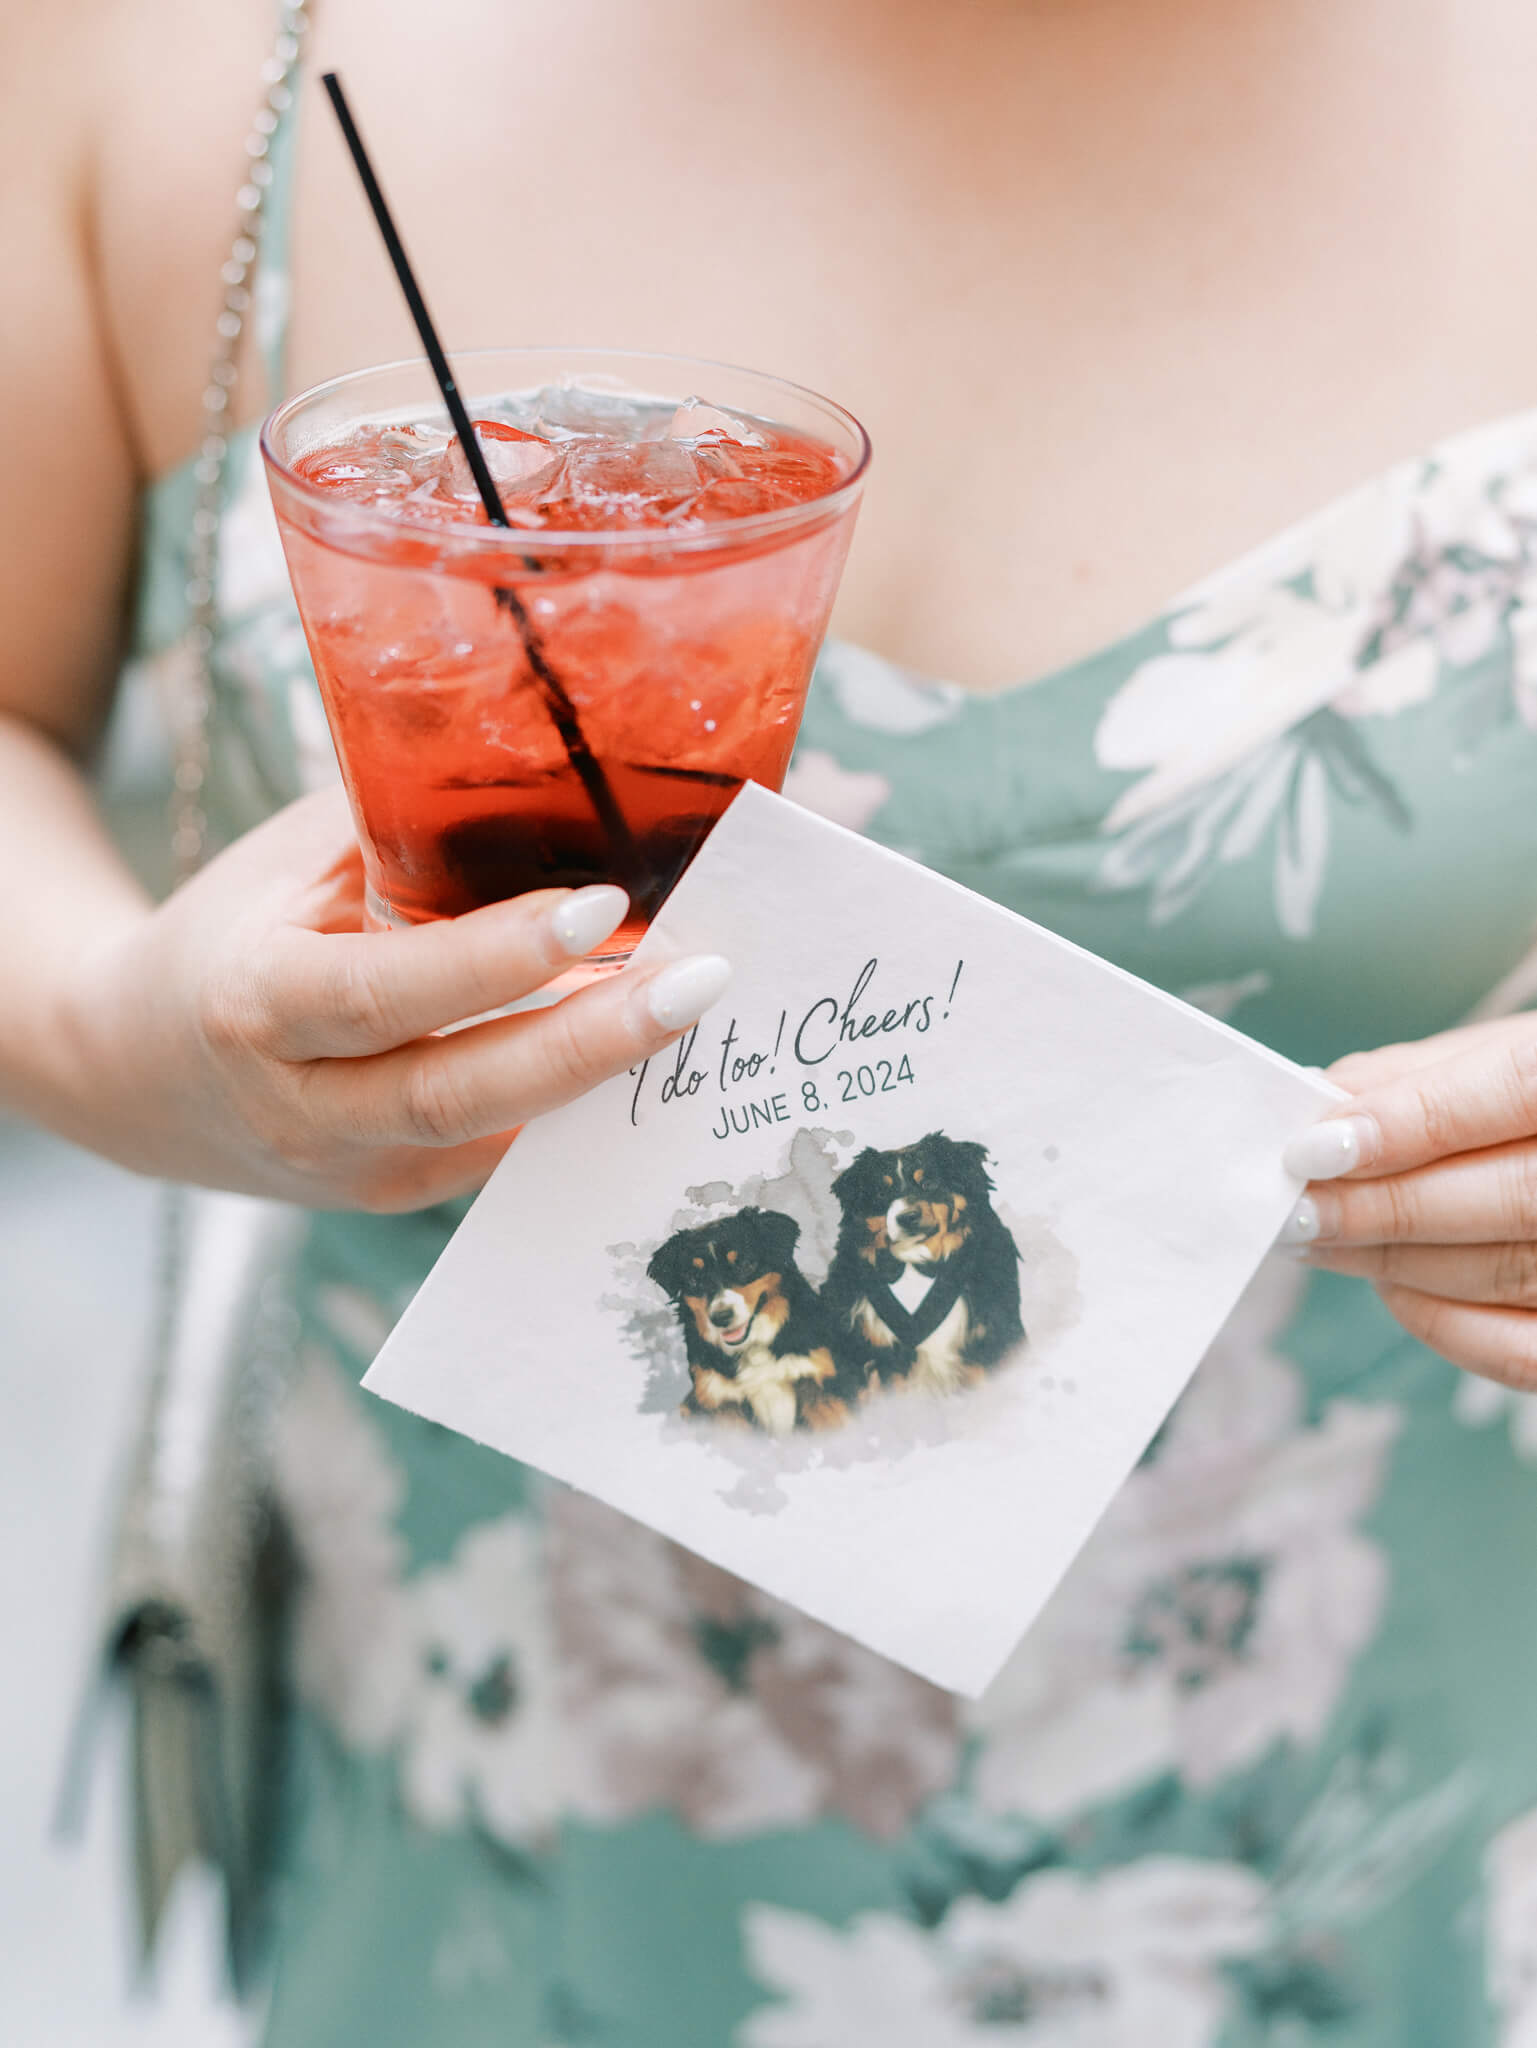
[54,787,730,1212]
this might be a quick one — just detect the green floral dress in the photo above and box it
[126,76,1537,2048]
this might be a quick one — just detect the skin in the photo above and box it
[1301,1021,1537,1388]
[4,0,1537,1346]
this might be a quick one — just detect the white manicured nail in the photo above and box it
[641,954,732,1032]
[1282,1114,1378,1183]
[549,885,629,958]
[1277,1196,1321,1247]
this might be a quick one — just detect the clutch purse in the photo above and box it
[59,1187,304,1992]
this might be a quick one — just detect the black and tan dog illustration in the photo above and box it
[646,1208,852,1435]
[821,1132,1024,1396]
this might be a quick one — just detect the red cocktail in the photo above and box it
[262,349,867,950]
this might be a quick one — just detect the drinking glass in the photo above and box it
[262,347,869,959]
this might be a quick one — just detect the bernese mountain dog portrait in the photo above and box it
[820,1132,1025,1396]
[646,1208,852,1436]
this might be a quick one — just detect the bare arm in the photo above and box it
[0,16,728,1204]
[0,9,155,1120]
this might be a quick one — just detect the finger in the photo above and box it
[353,1131,522,1214]
[1286,1024,1537,1184]
[1327,1015,1537,1096]
[1375,1282,1537,1391]
[1292,1138,1537,1246]
[254,885,631,1058]
[1326,1040,1459,1094]
[310,951,732,1148]
[1307,1239,1537,1308]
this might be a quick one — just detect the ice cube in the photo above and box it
[305,454,415,504]
[688,475,802,521]
[634,438,707,496]
[404,479,543,530]
[665,397,766,448]
[470,392,545,437]
[557,437,704,522]
[436,421,562,503]
[376,422,454,483]
[530,382,658,440]
[692,439,746,484]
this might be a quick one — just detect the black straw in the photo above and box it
[320,71,636,871]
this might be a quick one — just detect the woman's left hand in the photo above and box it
[1281,1014,1537,1385]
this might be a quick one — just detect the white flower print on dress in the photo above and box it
[1453,1372,1537,1464]
[738,1858,1267,2048]
[970,1262,1400,1821]
[1487,1805,1537,2047]
[217,440,294,619]
[271,1346,417,1749]
[820,640,967,735]
[253,267,290,380]
[286,675,341,792]
[781,749,892,833]
[1094,411,1537,936]
[1175,969,1271,1022]
[313,1280,400,1363]
[273,1353,561,1846]
[547,1487,959,1840]
[1509,593,1537,732]
[213,440,335,811]
[398,1516,563,1845]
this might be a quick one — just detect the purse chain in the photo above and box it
[172,0,312,881]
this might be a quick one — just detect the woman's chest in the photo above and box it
[112,0,1537,692]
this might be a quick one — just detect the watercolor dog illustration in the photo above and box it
[646,1208,852,1435]
[821,1133,1024,1396]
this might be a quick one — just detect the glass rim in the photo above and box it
[260,344,871,557]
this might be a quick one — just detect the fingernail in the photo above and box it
[1277,1196,1320,1246]
[638,954,732,1032]
[1277,1189,1342,1247]
[1282,1113,1379,1183]
[549,885,629,958]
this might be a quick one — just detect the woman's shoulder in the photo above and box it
[40,0,279,482]
[0,0,278,750]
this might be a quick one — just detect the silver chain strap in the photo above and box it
[150,1,313,1629]
[173,2,311,881]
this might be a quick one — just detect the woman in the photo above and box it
[8,0,1537,2039]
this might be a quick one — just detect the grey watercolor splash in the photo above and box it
[602,1126,854,1417]
[603,1128,1084,1515]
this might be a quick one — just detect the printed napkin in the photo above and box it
[364,783,1336,1695]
